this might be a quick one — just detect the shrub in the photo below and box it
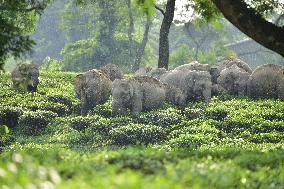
[167,133,217,149]
[92,116,133,135]
[47,95,73,109]
[132,108,184,128]
[39,102,70,116]
[90,100,112,117]
[106,149,167,174]
[0,107,23,128]
[169,119,221,139]
[0,125,9,147]
[250,132,284,143]
[18,110,58,135]
[183,108,204,120]
[205,108,228,121]
[69,115,101,131]
[109,123,166,145]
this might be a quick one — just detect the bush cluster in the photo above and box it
[18,110,58,135]
[69,115,101,131]
[109,123,166,145]
[0,106,23,128]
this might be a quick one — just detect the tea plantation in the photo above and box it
[0,72,284,189]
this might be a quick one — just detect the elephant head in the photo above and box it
[100,64,123,81]
[11,63,39,92]
[112,79,142,116]
[26,64,39,92]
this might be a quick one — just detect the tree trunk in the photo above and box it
[212,0,284,57]
[133,16,151,72]
[158,0,175,70]
[127,0,134,58]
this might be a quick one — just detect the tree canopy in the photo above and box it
[0,0,50,70]
[138,0,284,59]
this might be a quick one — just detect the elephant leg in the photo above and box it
[238,85,246,96]
[203,88,211,102]
[131,98,142,113]
[80,90,89,116]
[130,88,143,113]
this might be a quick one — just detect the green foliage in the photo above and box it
[58,0,139,72]
[0,125,9,146]
[109,123,166,145]
[91,116,133,135]
[18,110,57,135]
[1,71,284,188]
[131,107,184,129]
[135,0,155,16]
[0,0,51,66]
[0,107,23,128]
[90,100,112,117]
[69,115,100,131]
[41,57,63,72]
[169,44,194,69]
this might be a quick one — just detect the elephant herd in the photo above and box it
[10,58,284,116]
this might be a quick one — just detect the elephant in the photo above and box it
[174,61,211,72]
[163,83,187,106]
[134,67,153,76]
[146,68,168,80]
[247,64,284,99]
[218,57,252,74]
[160,70,212,102]
[210,67,220,84]
[112,76,166,116]
[100,64,124,81]
[11,64,39,92]
[217,64,250,96]
[74,69,112,115]
[276,66,284,100]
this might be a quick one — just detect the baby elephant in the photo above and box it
[74,69,112,115]
[217,64,250,96]
[112,76,166,116]
[11,64,39,92]
[160,70,212,102]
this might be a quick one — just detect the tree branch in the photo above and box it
[275,14,284,25]
[155,4,165,16]
[212,0,284,57]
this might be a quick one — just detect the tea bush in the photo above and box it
[69,115,101,131]
[92,116,133,135]
[109,123,166,145]
[0,125,9,147]
[90,100,112,117]
[131,107,184,129]
[1,71,284,188]
[0,106,23,128]
[18,110,58,135]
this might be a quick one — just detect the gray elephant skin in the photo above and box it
[217,64,250,96]
[74,69,112,115]
[100,64,124,81]
[174,61,211,72]
[218,57,252,74]
[11,64,39,92]
[134,67,152,76]
[160,69,212,102]
[247,64,284,99]
[112,76,166,116]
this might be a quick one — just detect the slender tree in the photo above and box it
[156,0,176,69]
[133,15,151,71]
